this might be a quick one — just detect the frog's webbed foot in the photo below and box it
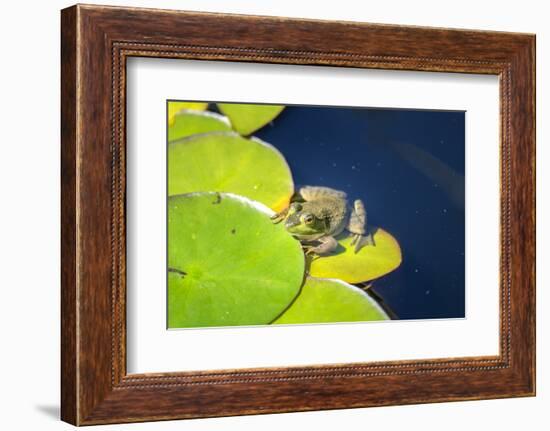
[348,199,373,253]
[350,233,361,247]
[350,232,375,253]
[304,236,339,256]
[270,207,289,224]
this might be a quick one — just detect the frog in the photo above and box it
[271,185,372,255]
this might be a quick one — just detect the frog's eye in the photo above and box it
[288,203,302,215]
[303,214,314,224]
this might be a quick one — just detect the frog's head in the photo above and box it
[284,203,326,238]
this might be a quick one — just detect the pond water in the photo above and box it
[253,105,465,320]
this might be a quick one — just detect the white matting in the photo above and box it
[126,58,500,373]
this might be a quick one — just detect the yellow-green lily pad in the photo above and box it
[168,132,293,212]
[309,228,402,284]
[273,277,389,324]
[168,110,231,142]
[168,101,208,126]
[168,192,305,328]
[218,103,284,135]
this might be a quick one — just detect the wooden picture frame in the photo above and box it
[61,4,535,425]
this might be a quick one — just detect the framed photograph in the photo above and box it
[61,4,535,425]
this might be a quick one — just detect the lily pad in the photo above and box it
[273,277,390,324]
[218,103,284,135]
[168,192,305,328]
[168,132,293,212]
[168,110,231,142]
[168,101,208,126]
[309,228,402,284]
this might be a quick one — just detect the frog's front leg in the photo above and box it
[348,199,373,253]
[305,236,339,256]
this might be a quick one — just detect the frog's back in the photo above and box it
[299,185,347,202]
[305,196,348,235]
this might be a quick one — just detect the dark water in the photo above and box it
[254,105,465,320]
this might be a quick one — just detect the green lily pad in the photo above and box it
[168,132,293,212]
[309,228,402,284]
[217,103,284,135]
[273,277,389,324]
[168,192,305,328]
[168,101,208,126]
[168,110,231,142]
[168,102,208,126]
